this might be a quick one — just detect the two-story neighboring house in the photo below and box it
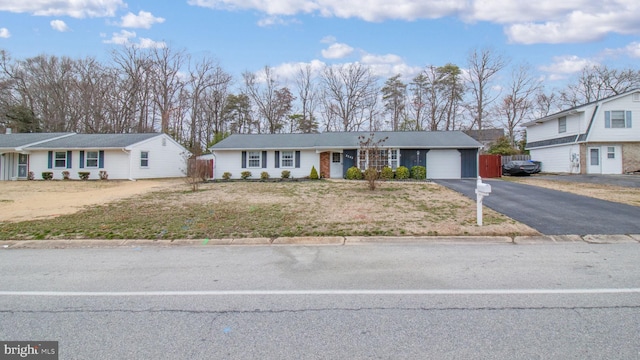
[524,89,640,174]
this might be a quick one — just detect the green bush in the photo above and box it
[240,171,252,180]
[41,172,53,180]
[411,166,426,180]
[380,166,394,180]
[310,166,319,180]
[281,170,291,179]
[222,172,232,180]
[260,171,270,180]
[345,166,363,180]
[78,172,90,180]
[395,166,409,180]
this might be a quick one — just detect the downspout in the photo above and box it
[122,148,135,181]
[211,152,217,180]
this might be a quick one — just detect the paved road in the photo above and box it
[435,179,640,235]
[1,245,639,359]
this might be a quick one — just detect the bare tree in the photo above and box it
[243,66,295,134]
[294,64,319,133]
[532,90,560,119]
[321,63,379,132]
[466,47,508,130]
[496,63,541,143]
[560,65,640,107]
[149,46,186,134]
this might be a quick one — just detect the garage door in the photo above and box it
[427,150,461,179]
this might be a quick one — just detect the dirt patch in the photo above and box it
[0,179,184,222]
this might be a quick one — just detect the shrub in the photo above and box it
[78,172,90,180]
[345,166,363,180]
[395,166,409,180]
[380,166,394,180]
[309,166,319,180]
[411,166,426,180]
[363,167,380,190]
[62,171,70,180]
[281,170,291,179]
[41,172,53,180]
[260,171,270,180]
[27,171,34,180]
[99,171,108,180]
[222,172,232,180]
[240,171,251,180]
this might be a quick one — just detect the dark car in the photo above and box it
[502,160,538,176]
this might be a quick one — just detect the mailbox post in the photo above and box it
[475,177,492,226]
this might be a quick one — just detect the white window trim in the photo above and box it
[280,151,294,168]
[54,151,66,168]
[248,151,261,168]
[86,151,99,168]
[558,117,566,133]
[358,148,398,170]
[140,151,149,168]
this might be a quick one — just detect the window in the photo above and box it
[607,147,615,159]
[140,151,149,167]
[248,151,261,168]
[281,151,294,167]
[332,153,341,163]
[558,116,566,133]
[54,152,66,168]
[86,151,98,168]
[389,149,398,170]
[358,149,394,170]
[611,111,626,128]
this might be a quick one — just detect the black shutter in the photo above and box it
[262,151,267,168]
[241,151,247,168]
[295,151,301,168]
[275,151,280,168]
[79,151,85,169]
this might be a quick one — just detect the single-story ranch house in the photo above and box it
[524,89,640,174]
[209,131,483,180]
[0,132,189,181]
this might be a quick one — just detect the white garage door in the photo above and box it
[427,150,461,179]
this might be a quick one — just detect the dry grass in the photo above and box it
[0,179,536,240]
[504,177,640,207]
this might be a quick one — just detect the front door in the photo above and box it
[17,154,28,178]
[588,147,601,174]
[330,152,343,178]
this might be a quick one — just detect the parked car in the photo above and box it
[502,160,538,176]
[530,161,541,174]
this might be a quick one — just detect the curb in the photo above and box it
[1,235,638,249]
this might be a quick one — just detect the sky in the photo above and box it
[1,0,639,90]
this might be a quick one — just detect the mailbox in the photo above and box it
[476,182,491,195]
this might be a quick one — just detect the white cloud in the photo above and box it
[0,28,10,38]
[270,59,326,83]
[188,0,640,44]
[320,35,336,44]
[321,43,354,59]
[120,11,165,29]
[539,55,598,80]
[103,30,165,48]
[0,0,125,18]
[360,52,421,78]
[257,15,300,27]
[622,42,640,58]
[50,20,70,32]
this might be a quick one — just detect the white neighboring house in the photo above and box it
[0,132,190,181]
[209,131,482,180]
[524,89,640,174]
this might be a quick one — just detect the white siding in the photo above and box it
[526,110,588,142]
[528,145,580,173]
[588,95,640,142]
[427,150,461,179]
[128,135,188,179]
[213,150,320,179]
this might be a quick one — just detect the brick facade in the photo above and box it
[319,152,330,178]
[623,143,640,173]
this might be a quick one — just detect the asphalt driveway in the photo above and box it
[435,179,640,235]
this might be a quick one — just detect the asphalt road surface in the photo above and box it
[1,245,639,359]
[435,179,640,235]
